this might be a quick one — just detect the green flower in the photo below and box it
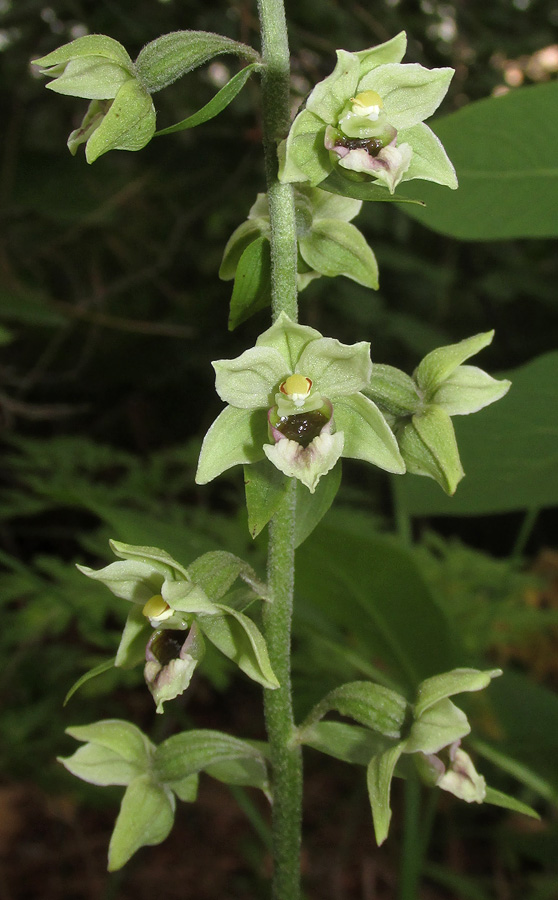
[366,331,511,494]
[77,542,278,712]
[279,31,457,195]
[220,186,378,292]
[196,313,405,493]
[33,35,156,163]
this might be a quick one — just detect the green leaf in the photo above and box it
[108,775,175,871]
[321,168,426,204]
[228,236,272,329]
[302,680,408,738]
[366,743,406,845]
[414,667,502,719]
[397,81,558,239]
[299,220,378,289]
[394,352,558,515]
[64,657,116,705]
[294,461,341,548]
[155,63,261,135]
[219,219,266,282]
[244,459,289,539]
[301,721,391,765]
[484,786,540,820]
[154,729,265,783]
[135,31,260,93]
[199,606,279,689]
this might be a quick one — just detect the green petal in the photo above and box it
[405,697,470,754]
[45,57,132,99]
[255,312,322,369]
[196,406,267,484]
[213,346,286,408]
[85,80,156,162]
[299,220,378,289]
[278,109,332,186]
[432,365,511,415]
[306,50,360,124]
[359,63,454,131]
[298,337,372,397]
[333,394,405,473]
[398,122,457,188]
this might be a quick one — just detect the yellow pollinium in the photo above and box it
[351,90,383,113]
[281,374,312,397]
[143,594,170,619]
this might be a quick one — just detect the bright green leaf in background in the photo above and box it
[397,82,558,239]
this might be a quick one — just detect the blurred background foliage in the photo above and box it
[2,0,558,898]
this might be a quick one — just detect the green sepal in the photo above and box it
[108,774,175,871]
[135,31,260,93]
[397,406,464,495]
[85,79,156,163]
[162,580,220,614]
[33,35,133,71]
[155,62,261,135]
[366,364,421,416]
[358,63,454,131]
[61,719,153,787]
[64,656,116,705]
[213,344,286,408]
[228,236,272,330]
[414,667,502,719]
[187,550,268,602]
[405,697,470,755]
[171,774,199,803]
[76,559,163,604]
[300,681,408,739]
[333,393,405,473]
[115,605,151,668]
[399,122,457,189]
[219,219,267,282]
[196,406,268,484]
[366,742,407,845]
[298,337,372,397]
[278,109,332,186]
[42,56,131,100]
[154,729,267,784]
[355,32,407,74]
[255,312,322,368]
[198,606,279,690]
[299,220,379,289]
[432,365,511,416]
[110,540,189,578]
[244,459,289,539]
[300,720,392,766]
[415,331,495,395]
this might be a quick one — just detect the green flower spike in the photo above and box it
[33,35,156,163]
[279,31,457,195]
[77,541,278,712]
[366,331,511,494]
[196,313,405,493]
[220,187,378,292]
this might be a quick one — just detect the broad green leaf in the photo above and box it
[294,461,341,548]
[394,352,558,515]
[301,720,391,765]
[108,775,175,870]
[199,607,279,689]
[244,459,289,539]
[228,236,272,329]
[484,786,540,820]
[219,219,266,282]
[397,81,558,239]
[155,63,261,135]
[367,743,406,845]
[64,657,116,705]
[414,667,502,719]
[302,680,408,738]
[135,31,260,93]
[155,729,265,783]
[299,220,378,289]
[321,168,426,204]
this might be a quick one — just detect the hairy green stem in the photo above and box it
[257,0,302,896]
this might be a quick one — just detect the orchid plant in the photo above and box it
[33,7,533,897]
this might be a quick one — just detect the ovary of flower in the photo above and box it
[280,374,313,406]
[142,594,173,624]
[349,90,384,121]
